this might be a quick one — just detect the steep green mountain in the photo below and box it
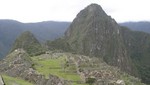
[64,4,135,74]
[11,31,44,56]
[47,4,150,84]
[120,22,150,33]
[0,20,70,58]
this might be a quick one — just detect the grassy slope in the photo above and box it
[2,75,33,85]
[31,54,87,85]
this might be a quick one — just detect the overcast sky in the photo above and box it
[0,0,149,23]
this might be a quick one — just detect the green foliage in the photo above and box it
[46,38,71,52]
[121,73,145,85]
[138,65,150,84]
[86,77,96,85]
[2,75,33,85]
[121,26,150,84]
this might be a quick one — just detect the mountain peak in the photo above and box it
[76,3,107,19]
[65,3,135,74]
[86,3,103,12]
[65,4,109,38]
[11,31,44,56]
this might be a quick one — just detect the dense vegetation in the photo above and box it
[121,27,150,84]
[11,31,45,56]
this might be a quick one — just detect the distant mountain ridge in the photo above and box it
[120,21,150,33]
[0,20,70,58]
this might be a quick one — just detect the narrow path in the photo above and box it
[0,75,4,85]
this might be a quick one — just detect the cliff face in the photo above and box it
[65,4,135,74]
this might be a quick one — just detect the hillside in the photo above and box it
[0,20,70,58]
[0,49,145,85]
[120,27,150,84]
[11,31,44,56]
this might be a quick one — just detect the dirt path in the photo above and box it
[0,75,4,85]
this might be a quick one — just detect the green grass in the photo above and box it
[2,75,33,85]
[73,83,89,85]
[31,55,84,85]
[121,73,145,85]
